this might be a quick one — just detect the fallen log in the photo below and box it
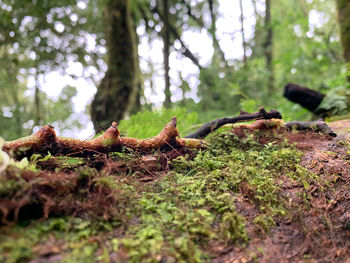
[283,83,325,114]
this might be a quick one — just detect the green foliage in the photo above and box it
[0,0,104,139]
[119,107,198,138]
[1,0,348,139]
[317,85,350,115]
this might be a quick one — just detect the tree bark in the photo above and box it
[91,0,139,130]
[264,0,274,94]
[285,121,336,137]
[162,0,171,108]
[336,0,350,81]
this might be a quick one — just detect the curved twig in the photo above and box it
[185,107,282,139]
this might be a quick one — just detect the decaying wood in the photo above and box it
[2,122,122,158]
[238,119,336,137]
[185,107,282,139]
[285,120,337,137]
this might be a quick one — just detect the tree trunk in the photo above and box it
[34,68,42,127]
[239,0,247,63]
[336,0,350,81]
[208,0,228,67]
[162,0,171,108]
[91,0,139,130]
[264,0,274,94]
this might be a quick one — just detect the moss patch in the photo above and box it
[0,127,347,262]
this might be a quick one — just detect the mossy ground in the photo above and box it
[1,123,350,262]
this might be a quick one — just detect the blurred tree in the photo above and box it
[336,0,350,80]
[239,0,247,64]
[161,0,171,108]
[90,0,139,130]
[264,0,274,95]
[0,0,101,139]
[207,0,228,68]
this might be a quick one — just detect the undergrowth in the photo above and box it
[118,107,199,138]
[0,128,323,263]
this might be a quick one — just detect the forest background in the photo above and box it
[0,0,349,140]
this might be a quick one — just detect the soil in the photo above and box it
[212,120,350,263]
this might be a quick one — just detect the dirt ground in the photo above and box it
[212,120,350,263]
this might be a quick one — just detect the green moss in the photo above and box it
[56,156,85,169]
[0,128,324,262]
[93,176,118,189]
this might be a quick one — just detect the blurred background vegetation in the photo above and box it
[0,0,349,140]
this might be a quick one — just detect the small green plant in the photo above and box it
[118,107,198,138]
[317,85,350,116]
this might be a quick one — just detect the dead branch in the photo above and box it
[185,107,282,139]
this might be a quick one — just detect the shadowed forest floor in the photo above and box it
[0,120,350,263]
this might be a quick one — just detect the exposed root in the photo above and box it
[2,108,334,159]
[121,117,180,150]
[2,117,206,158]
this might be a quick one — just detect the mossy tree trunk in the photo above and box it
[91,0,139,130]
[336,0,350,81]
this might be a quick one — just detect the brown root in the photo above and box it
[121,117,180,150]
[2,118,205,159]
[3,108,332,159]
